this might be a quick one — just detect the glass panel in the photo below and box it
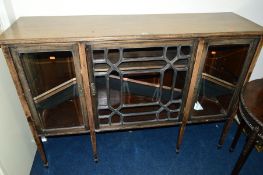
[166,47,177,60]
[119,60,166,71]
[111,114,121,124]
[95,76,108,107]
[108,49,120,64]
[193,79,234,117]
[120,105,159,114]
[94,63,110,72]
[123,114,156,123]
[123,72,160,104]
[159,110,169,120]
[123,47,163,58]
[93,50,105,61]
[204,44,249,84]
[173,59,188,67]
[99,117,109,125]
[193,44,250,118]
[98,109,112,116]
[174,71,187,90]
[109,71,121,108]
[180,46,191,56]
[20,51,84,129]
[161,69,174,104]
[92,44,193,126]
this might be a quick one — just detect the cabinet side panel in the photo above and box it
[1,45,32,120]
[244,36,263,83]
[1,45,47,165]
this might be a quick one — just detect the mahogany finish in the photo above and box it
[243,80,263,123]
[230,79,263,175]
[0,13,263,169]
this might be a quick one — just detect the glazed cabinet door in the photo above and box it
[86,40,198,130]
[10,44,88,134]
[190,38,259,122]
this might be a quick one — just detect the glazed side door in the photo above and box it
[10,44,89,135]
[190,38,259,122]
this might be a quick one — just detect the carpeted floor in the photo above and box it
[30,122,263,175]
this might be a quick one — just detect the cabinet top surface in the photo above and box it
[0,12,263,44]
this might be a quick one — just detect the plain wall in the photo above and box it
[0,49,37,175]
[8,0,263,80]
[0,0,36,175]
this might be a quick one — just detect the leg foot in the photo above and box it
[229,147,234,152]
[43,162,49,167]
[218,108,237,147]
[26,119,48,166]
[231,127,259,175]
[94,157,99,163]
[230,121,244,152]
[176,149,180,154]
[217,144,223,149]
[176,124,186,153]
[89,130,98,163]
[93,153,99,163]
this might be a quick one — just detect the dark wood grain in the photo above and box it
[242,79,263,123]
[176,39,206,152]
[230,79,263,174]
[78,42,98,161]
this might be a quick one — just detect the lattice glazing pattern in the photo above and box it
[90,44,193,126]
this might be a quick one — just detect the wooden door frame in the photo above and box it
[9,43,89,135]
[176,36,260,151]
[86,39,199,130]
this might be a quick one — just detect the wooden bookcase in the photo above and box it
[0,13,263,166]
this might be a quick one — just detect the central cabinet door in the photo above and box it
[87,40,197,129]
